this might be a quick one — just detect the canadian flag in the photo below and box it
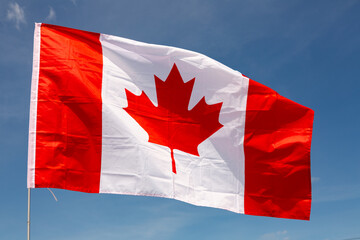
[28,23,314,220]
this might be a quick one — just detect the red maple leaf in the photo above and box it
[124,63,223,174]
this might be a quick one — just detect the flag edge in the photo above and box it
[27,23,41,188]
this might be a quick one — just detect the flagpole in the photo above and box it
[27,188,30,240]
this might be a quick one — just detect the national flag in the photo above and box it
[28,23,314,220]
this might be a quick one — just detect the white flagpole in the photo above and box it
[27,188,31,240]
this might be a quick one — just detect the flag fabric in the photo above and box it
[28,23,314,220]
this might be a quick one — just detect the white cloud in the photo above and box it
[62,208,196,240]
[260,230,289,240]
[45,7,56,21]
[314,183,360,202]
[6,2,26,30]
[311,177,320,182]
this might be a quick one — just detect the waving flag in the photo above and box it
[28,23,314,220]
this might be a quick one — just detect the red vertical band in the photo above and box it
[35,24,103,193]
[244,79,314,220]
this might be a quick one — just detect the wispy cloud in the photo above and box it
[312,177,320,182]
[6,2,26,30]
[45,7,56,21]
[62,207,196,240]
[313,183,360,202]
[260,230,289,240]
[113,215,187,239]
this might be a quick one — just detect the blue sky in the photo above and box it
[1,0,360,239]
